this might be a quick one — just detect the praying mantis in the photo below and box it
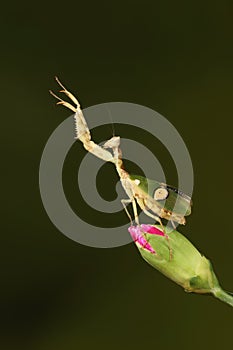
[50,78,192,235]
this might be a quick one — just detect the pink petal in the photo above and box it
[140,224,165,236]
[137,235,156,254]
[128,226,141,241]
[128,226,156,254]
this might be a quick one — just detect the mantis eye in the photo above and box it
[154,187,169,201]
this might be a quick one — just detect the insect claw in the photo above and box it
[54,76,66,89]
[53,77,80,106]
[57,101,77,112]
[49,89,62,101]
[59,89,80,107]
[50,88,77,112]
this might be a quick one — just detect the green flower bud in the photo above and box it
[128,224,233,307]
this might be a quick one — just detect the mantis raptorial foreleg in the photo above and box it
[50,78,115,164]
[50,78,139,224]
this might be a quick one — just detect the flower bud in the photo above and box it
[128,224,233,307]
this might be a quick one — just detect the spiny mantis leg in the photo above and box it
[50,77,116,164]
[50,78,138,226]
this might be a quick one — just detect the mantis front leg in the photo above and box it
[50,78,161,235]
[50,77,115,164]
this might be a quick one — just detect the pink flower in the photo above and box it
[128,224,165,254]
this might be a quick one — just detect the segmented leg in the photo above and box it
[132,199,139,225]
[103,136,123,170]
[50,77,115,164]
[103,135,142,226]
[170,220,177,230]
[121,199,133,225]
[121,197,141,225]
[51,78,140,226]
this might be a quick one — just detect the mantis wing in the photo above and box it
[130,175,192,217]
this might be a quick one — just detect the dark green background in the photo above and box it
[1,1,233,349]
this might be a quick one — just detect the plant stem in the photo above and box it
[212,288,233,307]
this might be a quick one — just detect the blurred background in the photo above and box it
[1,1,233,349]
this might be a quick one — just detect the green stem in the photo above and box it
[212,288,233,307]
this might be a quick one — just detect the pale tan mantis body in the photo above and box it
[50,78,191,231]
